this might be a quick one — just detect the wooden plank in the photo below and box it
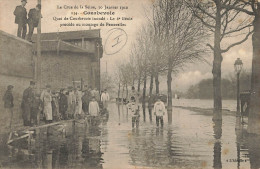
[25,119,75,130]
[7,117,92,145]
[7,133,30,144]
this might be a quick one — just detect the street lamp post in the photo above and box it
[234,58,243,130]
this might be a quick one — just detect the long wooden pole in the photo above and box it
[37,0,41,92]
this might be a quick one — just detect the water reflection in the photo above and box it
[213,120,222,169]
[1,121,104,169]
[1,102,259,169]
[247,134,260,169]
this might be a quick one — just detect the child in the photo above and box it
[31,94,43,126]
[88,96,100,126]
[153,95,166,127]
[127,96,140,128]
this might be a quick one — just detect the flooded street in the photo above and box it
[0,101,260,169]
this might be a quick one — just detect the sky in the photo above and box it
[0,0,253,92]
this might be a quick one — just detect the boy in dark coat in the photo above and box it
[13,0,27,39]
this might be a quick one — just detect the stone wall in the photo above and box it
[0,30,34,78]
[40,51,95,90]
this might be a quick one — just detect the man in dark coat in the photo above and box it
[59,89,68,120]
[21,81,35,126]
[2,85,14,129]
[82,89,91,114]
[27,4,41,42]
[13,0,27,39]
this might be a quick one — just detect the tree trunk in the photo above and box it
[155,72,160,95]
[212,1,223,121]
[126,83,128,100]
[167,66,173,124]
[122,84,125,101]
[118,83,121,102]
[148,73,154,122]
[138,76,141,92]
[248,12,260,134]
[148,73,154,107]
[142,72,147,121]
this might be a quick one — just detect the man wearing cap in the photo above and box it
[21,81,35,126]
[27,4,42,42]
[13,0,28,39]
[3,85,14,129]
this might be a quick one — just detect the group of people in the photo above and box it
[126,86,166,128]
[3,81,110,127]
[13,0,42,41]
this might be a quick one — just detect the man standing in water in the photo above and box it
[13,0,28,39]
[127,96,140,129]
[154,95,166,128]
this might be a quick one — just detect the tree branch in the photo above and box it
[221,30,253,53]
[206,43,214,51]
[222,4,254,15]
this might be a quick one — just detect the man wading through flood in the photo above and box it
[127,96,140,129]
[153,95,166,128]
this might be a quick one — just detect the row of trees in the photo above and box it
[115,0,208,123]
[115,0,260,134]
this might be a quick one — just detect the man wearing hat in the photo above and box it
[2,85,14,129]
[27,4,42,42]
[13,0,28,39]
[21,81,35,126]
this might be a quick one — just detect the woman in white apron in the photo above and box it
[75,88,83,117]
[42,88,53,123]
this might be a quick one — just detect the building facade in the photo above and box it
[0,30,102,121]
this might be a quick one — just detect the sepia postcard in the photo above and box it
[0,0,259,168]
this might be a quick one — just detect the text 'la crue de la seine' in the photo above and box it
[54,4,133,27]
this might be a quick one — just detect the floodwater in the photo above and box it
[0,100,260,169]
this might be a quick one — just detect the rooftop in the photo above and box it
[32,29,101,42]
[32,40,95,54]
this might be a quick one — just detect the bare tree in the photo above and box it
[152,0,207,123]
[186,0,253,121]
[221,0,260,135]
